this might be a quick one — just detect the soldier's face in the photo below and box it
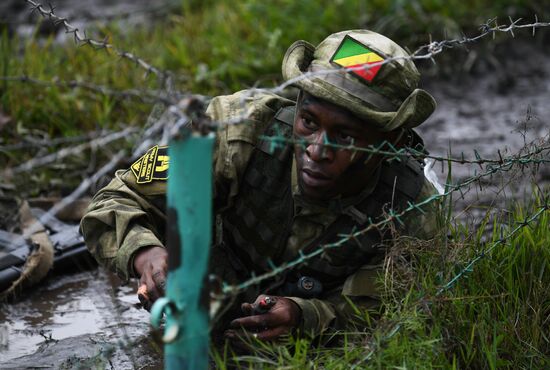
[293,93,396,200]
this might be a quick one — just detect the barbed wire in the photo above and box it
[23,0,175,84]
[436,200,549,295]
[2,70,548,170]
[350,197,549,367]
[3,3,550,366]
[215,138,549,298]
[227,17,550,109]
[260,133,550,166]
[4,6,549,306]
[2,81,548,178]
[5,15,549,140]
[8,2,550,284]
[0,75,180,106]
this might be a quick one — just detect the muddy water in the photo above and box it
[0,1,173,366]
[0,269,162,369]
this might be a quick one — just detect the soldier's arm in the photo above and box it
[288,179,442,337]
[286,263,383,337]
[81,91,291,281]
[80,169,167,281]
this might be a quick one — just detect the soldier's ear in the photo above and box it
[387,128,406,147]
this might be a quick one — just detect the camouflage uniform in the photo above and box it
[81,30,440,337]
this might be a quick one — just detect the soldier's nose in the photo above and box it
[306,132,333,162]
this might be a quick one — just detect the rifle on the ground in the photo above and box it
[0,210,94,293]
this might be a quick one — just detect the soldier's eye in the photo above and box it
[301,118,317,130]
[337,132,355,144]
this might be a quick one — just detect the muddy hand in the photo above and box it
[226,295,301,341]
[133,246,168,311]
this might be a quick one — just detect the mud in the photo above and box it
[418,39,550,225]
[0,0,174,35]
[0,269,162,369]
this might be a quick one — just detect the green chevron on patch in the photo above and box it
[131,145,169,184]
[331,35,384,83]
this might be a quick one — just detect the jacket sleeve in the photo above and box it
[80,170,168,281]
[80,91,291,281]
[287,179,442,337]
[287,261,383,336]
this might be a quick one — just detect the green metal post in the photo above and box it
[151,132,215,370]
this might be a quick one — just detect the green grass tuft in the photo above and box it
[212,196,550,369]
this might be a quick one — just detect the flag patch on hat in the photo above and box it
[331,35,384,83]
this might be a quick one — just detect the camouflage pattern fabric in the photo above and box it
[282,30,437,131]
[81,90,440,337]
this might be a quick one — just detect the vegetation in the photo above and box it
[1,0,549,137]
[1,0,549,368]
[213,196,550,369]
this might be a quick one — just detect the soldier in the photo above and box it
[81,30,440,341]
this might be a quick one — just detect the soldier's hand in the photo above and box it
[226,295,302,341]
[133,246,168,310]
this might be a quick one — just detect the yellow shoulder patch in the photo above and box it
[131,145,170,184]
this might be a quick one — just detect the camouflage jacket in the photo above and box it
[81,90,440,337]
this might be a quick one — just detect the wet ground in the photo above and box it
[1,2,549,368]
[418,39,550,225]
[0,0,175,36]
[2,2,170,367]
[0,268,162,369]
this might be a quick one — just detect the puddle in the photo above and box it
[0,269,162,369]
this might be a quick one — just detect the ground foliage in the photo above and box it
[1,0,549,137]
[1,0,549,195]
[0,0,549,368]
[213,196,550,369]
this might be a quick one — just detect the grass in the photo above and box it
[0,0,549,367]
[1,0,549,136]
[212,195,550,369]
[1,0,549,195]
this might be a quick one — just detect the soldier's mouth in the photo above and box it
[301,168,333,187]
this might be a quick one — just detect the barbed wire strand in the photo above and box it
[259,134,550,166]
[351,199,549,367]
[24,0,173,83]
[0,75,179,106]
[4,4,550,366]
[215,139,549,298]
[227,17,550,118]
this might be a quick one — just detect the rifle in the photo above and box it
[0,210,94,293]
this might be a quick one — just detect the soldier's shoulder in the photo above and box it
[208,89,295,146]
[207,89,294,126]
[119,145,168,196]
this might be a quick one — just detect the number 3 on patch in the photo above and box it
[131,145,170,184]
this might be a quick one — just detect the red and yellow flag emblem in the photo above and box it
[331,36,384,83]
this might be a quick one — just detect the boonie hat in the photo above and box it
[282,30,436,131]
